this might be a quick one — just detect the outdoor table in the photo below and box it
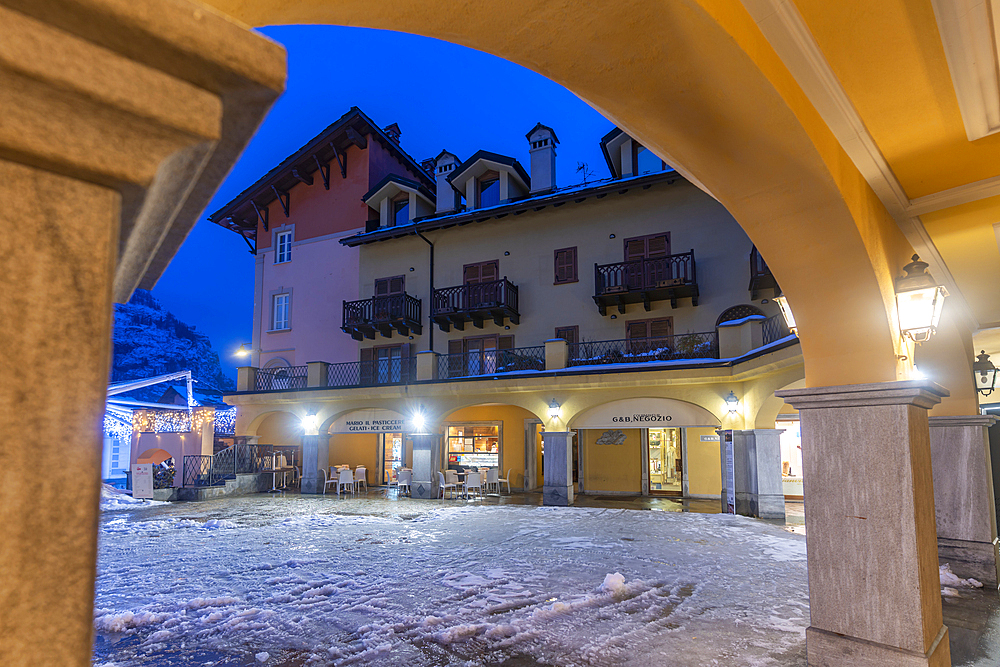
[269,466,293,492]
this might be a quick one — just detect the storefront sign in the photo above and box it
[131,463,154,499]
[571,397,720,429]
[700,434,720,442]
[329,409,405,434]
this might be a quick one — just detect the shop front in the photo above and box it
[328,409,407,486]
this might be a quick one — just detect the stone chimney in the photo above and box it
[382,123,402,142]
[435,150,461,214]
[526,123,559,194]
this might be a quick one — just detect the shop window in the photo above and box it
[275,230,292,263]
[554,247,578,284]
[626,317,672,354]
[648,428,682,493]
[478,170,500,208]
[446,423,500,469]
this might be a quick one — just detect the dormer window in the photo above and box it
[635,145,666,175]
[392,196,409,227]
[479,171,500,208]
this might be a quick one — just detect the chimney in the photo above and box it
[420,157,436,174]
[526,123,559,194]
[435,150,461,214]
[382,123,402,143]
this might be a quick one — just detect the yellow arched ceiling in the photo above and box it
[204,0,999,403]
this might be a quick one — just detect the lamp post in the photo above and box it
[895,254,948,343]
[774,294,797,335]
[974,350,997,397]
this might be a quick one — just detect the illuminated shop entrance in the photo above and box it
[381,432,403,484]
[446,423,499,469]
[648,428,682,494]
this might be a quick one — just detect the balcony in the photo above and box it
[749,245,779,300]
[431,278,520,332]
[437,346,545,379]
[568,331,718,367]
[593,250,699,315]
[324,357,416,388]
[342,292,422,341]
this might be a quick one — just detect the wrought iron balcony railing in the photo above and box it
[593,250,699,315]
[749,245,780,300]
[762,314,792,345]
[254,365,308,391]
[438,346,545,379]
[342,292,422,340]
[567,331,718,367]
[431,277,520,331]
[324,357,417,388]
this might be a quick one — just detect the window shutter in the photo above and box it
[554,247,577,284]
[448,339,463,355]
[400,342,411,380]
[625,239,645,261]
[650,318,673,339]
[375,279,388,296]
[448,338,464,377]
[498,335,514,350]
[481,261,498,283]
[463,263,481,284]
[360,347,374,385]
[555,327,578,346]
[389,276,405,294]
[626,320,649,340]
[647,234,669,258]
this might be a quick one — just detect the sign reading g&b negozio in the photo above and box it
[571,397,721,429]
[329,409,406,434]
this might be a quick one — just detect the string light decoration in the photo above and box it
[132,407,217,434]
[215,407,237,435]
[103,411,134,441]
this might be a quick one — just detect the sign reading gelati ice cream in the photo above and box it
[571,397,721,429]
[330,408,406,434]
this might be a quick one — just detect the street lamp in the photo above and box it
[774,294,797,335]
[895,254,948,343]
[725,391,739,414]
[974,350,998,397]
[236,343,251,357]
[548,399,562,420]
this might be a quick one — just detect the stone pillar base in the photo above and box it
[542,431,574,506]
[806,626,950,667]
[543,484,573,506]
[757,493,786,520]
[300,435,329,495]
[938,537,1000,588]
[411,433,441,500]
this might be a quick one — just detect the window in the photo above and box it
[446,423,500,469]
[554,326,579,346]
[478,171,500,208]
[374,276,405,296]
[634,145,666,175]
[272,293,290,330]
[275,230,292,263]
[392,196,409,227]
[360,344,410,385]
[554,247,578,284]
[463,260,500,308]
[626,317,673,354]
[463,260,499,284]
[447,335,514,377]
[624,233,670,261]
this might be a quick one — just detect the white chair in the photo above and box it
[397,469,412,496]
[321,467,337,495]
[438,471,457,499]
[485,467,499,494]
[463,472,482,500]
[337,468,355,497]
[445,469,459,486]
[497,468,512,494]
[354,466,367,493]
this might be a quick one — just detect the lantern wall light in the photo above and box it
[236,343,252,357]
[548,399,562,420]
[725,391,740,414]
[974,350,997,397]
[895,254,948,343]
[411,410,427,432]
[301,410,319,436]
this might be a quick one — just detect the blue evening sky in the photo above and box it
[151,25,615,379]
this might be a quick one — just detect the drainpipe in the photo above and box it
[415,230,434,352]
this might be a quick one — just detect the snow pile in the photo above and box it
[600,572,626,594]
[201,518,237,530]
[99,483,166,511]
[940,563,983,597]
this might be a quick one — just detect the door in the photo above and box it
[381,432,403,484]
[374,276,405,319]
[647,428,682,494]
[463,260,499,308]
[624,233,670,288]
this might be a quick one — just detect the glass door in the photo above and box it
[381,432,403,484]
[648,428,682,493]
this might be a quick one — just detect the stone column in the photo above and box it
[416,351,439,380]
[543,431,574,506]
[237,366,258,391]
[545,338,568,370]
[300,435,329,494]
[306,361,329,387]
[929,414,999,587]
[410,433,441,499]
[750,429,786,520]
[777,381,950,667]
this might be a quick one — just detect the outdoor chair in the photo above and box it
[497,468,512,494]
[438,471,457,499]
[354,466,367,493]
[463,472,483,499]
[337,468,355,497]
[398,469,412,496]
[321,467,337,495]
[445,469,459,486]
[485,467,499,494]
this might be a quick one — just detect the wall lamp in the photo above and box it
[895,254,948,343]
[236,343,252,358]
[301,410,319,436]
[725,391,739,414]
[974,350,997,396]
[548,399,562,420]
[411,410,427,432]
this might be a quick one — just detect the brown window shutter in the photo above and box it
[389,276,405,294]
[448,339,463,356]
[399,342,411,380]
[650,318,673,339]
[554,327,578,345]
[647,234,669,258]
[554,247,577,284]
[625,238,645,261]
[463,263,480,284]
[374,279,388,296]
[481,261,498,283]
[626,320,649,339]
[360,347,374,384]
[499,335,514,350]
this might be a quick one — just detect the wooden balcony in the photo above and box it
[431,277,520,332]
[593,250,699,315]
[749,245,779,300]
[342,293,422,341]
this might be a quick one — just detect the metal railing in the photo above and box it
[762,314,792,345]
[183,443,298,487]
[254,365,308,391]
[595,250,696,294]
[325,357,416,388]
[567,332,718,367]
[183,455,214,487]
[431,278,519,316]
[343,293,422,328]
[438,346,545,379]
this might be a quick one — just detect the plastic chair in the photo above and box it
[438,471,457,499]
[463,472,482,499]
[337,468,355,497]
[398,469,412,496]
[497,468,512,494]
[445,469,459,486]
[321,467,337,495]
[485,467,499,494]
[354,466,367,493]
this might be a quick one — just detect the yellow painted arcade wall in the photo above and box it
[328,433,379,484]
[686,427,722,498]
[443,404,537,490]
[579,428,642,494]
[256,412,301,446]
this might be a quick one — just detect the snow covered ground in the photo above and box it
[93,494,811,666]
